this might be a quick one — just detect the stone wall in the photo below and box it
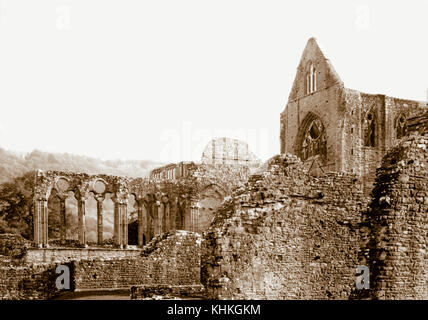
[130,284,205,300]
[202,154,367,299]
[357,133,428,299]
[72,231,201,291]
[25,247,142,264]
[34,162,251,248]
[1,230,202,299]
[0,258,62,300]
[200,137,261,167]
[280,37,426,195]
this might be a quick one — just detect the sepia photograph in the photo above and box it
[0,0,427,315]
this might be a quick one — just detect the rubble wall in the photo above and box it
[72,231,202,291]
[202,154,367,299]
[358,134,428,299]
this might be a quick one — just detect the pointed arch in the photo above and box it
[305,61,317,94]
[394,113,407,139]
[363,110,378,147]
[295,112,327,162]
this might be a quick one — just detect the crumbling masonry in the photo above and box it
[1,39,427,300]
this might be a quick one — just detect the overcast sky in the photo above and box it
[0,0,426,163]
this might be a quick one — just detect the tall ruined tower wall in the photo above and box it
[358,133,428,299]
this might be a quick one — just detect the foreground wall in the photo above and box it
[72,230,201,291]
[357,134,428,299]
[0,258,65,300]
[0,230,202,299]
[202,154,367,299]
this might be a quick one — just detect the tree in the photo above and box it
[0,171,35,239]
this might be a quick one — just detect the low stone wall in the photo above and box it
[25,247,142,264]
[72,231,202,291]
[202,154,367,300]
[0,258,62,300]
[1,230,202,299]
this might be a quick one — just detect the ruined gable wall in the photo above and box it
[281,38,344,174]
[202,154,366,299]
[281,84,343,173]
[287,38,342,102]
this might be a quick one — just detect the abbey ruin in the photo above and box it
[0,38,427,300]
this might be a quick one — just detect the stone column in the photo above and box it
[164,201,170,233]
[146,202,154,243]
[77,196,87,247]
[152,201,159,237]
[137,201,144,247]
[33,199,40,246]
[157,200,164,235]
[113,201,120,247]
[183,200,191,230]
[95,195,104,245]
[33,198,48,247]
[169,198,177,232]
[191,206,194,231]
[59,195,67,245]
[41,199,49,247]
[189,202,200,232]
[121,202,128,248]
[177,198,186,230]
[113,195,128,248]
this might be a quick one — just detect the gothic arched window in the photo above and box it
[297,113,326,162]
[306,63,317,94]
[395,114,407,139]
[363,111,377,147]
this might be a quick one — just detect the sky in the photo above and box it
[0,0,427,163]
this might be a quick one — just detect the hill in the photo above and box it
[0,147,164,184]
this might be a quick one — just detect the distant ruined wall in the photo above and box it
[357,134,428,299]
[200,137,261,167]
[202,154,367,299]
[32,164,250,248]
